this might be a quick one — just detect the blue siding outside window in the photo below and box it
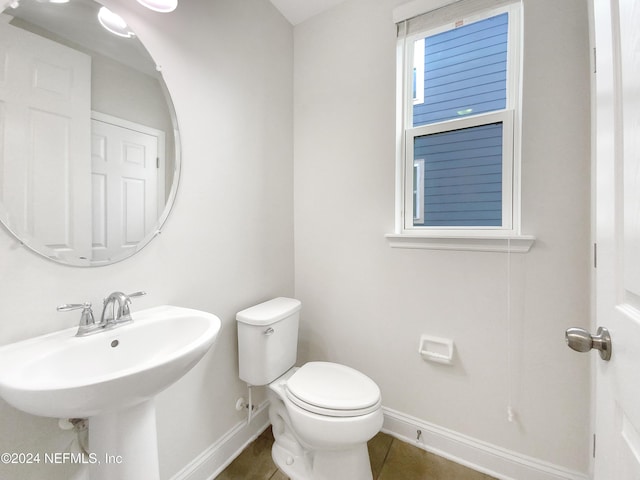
[414,123,503,226]
[413,13,508,126]
[410,12,509,228]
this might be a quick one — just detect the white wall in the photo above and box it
[91,53,172,135]
[293,0,592,474]
[0,0,293,479]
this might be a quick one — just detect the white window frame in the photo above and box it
[406,111,514,231]
[413,38,425,106]
[413,158,425,223]
[388,1,534,252]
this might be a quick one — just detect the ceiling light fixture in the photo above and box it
[136,0,178,13]
[97,6,135,38]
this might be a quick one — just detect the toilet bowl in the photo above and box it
[236,298,383,480]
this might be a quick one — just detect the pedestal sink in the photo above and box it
[0,305,221,480]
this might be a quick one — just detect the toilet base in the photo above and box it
[272,441,309,480]
[267,369,378,480]
[272,440,373,480]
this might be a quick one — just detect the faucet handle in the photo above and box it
[57,302,92,313]
[121,291,147,317]
[127,291,147,299]
[57,302,96,336]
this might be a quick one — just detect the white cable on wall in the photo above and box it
[506,238,515,423]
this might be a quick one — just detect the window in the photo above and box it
[394,0,524,241]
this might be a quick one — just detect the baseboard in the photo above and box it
[382,407,590,480]
[169,403,589,480]
[169,401,270,480]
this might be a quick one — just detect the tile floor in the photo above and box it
[216,427,497,480]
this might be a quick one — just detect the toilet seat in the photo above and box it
[285,362,381,417]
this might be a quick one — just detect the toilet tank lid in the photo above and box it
[236,297,301,326]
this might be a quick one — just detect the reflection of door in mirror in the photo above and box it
[0,0,179,267]
[90,113,165,264]
[0,21,92,259]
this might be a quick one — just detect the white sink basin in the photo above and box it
[0,305,221,418]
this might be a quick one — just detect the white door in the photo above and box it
[0,20,91,261]
[90,114,163,263]
[591,0,640,477]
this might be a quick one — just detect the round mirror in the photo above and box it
[0,0,180,266]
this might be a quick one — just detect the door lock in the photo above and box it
[565,326,612,361]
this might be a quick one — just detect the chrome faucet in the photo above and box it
[100,291,147,326]
[57,291,146,336]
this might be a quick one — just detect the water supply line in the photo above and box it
[59,418,90,455]
[236,385,256,425]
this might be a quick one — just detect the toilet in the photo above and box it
[237,297,383,480]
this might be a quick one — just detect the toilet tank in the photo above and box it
[236,297,301,386]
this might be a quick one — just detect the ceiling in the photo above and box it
[269,0,347,25]
[6,0,157,76]
[6,0,349,67]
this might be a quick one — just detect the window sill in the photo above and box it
[385,233,535,253]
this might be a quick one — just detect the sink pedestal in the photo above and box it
[88,399,160,480]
